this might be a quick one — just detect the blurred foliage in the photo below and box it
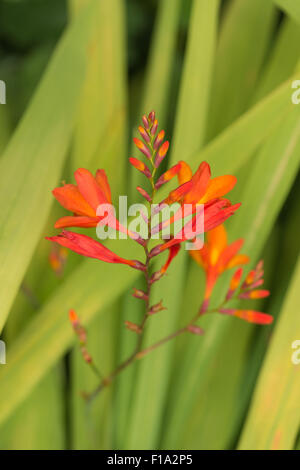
[0,0,299,450]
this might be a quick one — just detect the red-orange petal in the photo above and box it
[52,184,95,217]
[217,238,244,272]
[206,224,227,265]
[200,175,237,203]
[95,169,112,204]
[69,309,78,325]
[184,161,211,204]
[177,161,193,185]
[204,201,241,232]
[54,216,99,229]
[75,168,107,211]
[160,243,181,274]
[227,253,250,269]
[229,267,243,291]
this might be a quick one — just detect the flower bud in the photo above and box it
[154,141,169,167]
[142,114,149,129]
[187,325,204,335]
[148,300,166,315]
[136,186,151,202]
[132,288,149,301]
[148,110,155,123]
[239,289,270,299]
[129,157,151,178]
[138,125,151,143]
[124,321,142,334]
[133,138,152,159]
[153,130,165,150]
[151,119,158,135]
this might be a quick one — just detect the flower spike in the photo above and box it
[47,109,255,401]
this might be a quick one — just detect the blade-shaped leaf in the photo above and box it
[207,0,276,139]
[0,0,98,332]
[238,254,300,450]
[130,0,182,199]
[163,107,300,447]
[274,0,300,24]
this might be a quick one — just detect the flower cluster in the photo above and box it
[47,110,272,400]
[190,225,272,324]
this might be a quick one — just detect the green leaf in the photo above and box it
[274,0,300,24]
[162,107,300,448]
[253,18,300,102]
[207,0,276,139]
[238,254,300,450]
[0,0,98,332]
[0,369,65,450]
[130,0,182,199]
[70,0,127,194]
[71,303,119,449]
[68,0,128,449]
[0,241,139,428]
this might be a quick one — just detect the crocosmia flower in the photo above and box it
[190,224,249,300]
[151,161,241,252]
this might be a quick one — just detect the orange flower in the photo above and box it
[53,168,111,228]
[156,160,237,206]
[49,243,68,276]
[152,161,240,242]
[52,168,139,242]
[190,224,249,299]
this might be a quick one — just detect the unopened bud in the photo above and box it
[129,157,151,178]
[148,111,155,123]
[148,300,166,315]
[187,325,204,335]
[150,271,163,284]
[133,138,152,159]
[142,114,149,129]
[136,186,152,202]
[155,141,169,167]
[239,289,270,299]
[132,288,148,301]
[124,321,142,334]
[153,130,165,150]
[138,125,151,143]
[151,119,158,135]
